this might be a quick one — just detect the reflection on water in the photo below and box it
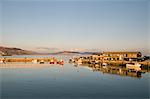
[72,63,146,78]
[0,62,64,68]
[1,55,149,99]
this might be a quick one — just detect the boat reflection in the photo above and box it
[71,63,146,78]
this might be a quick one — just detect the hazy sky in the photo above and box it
[1,0,149,53]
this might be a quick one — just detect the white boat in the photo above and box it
[39,60,44,64]
[95,64,100,67]
[69,59,75,62]
[126,63,141,71]
[102,62,107,66]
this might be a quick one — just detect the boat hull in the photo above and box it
[126,63,141,71]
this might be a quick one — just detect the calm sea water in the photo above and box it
[0,55,149,99]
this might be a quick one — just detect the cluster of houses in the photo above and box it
[69,51,150,71]
[91,52,149,62]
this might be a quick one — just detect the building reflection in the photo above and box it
[72,63,146,78]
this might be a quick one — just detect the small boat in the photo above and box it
[50,58,56,64]
[57,60,64,65]
[126,63,141,71]
[95,64,100,68]
[95,60,99,64]
[50,59,55,64]
[69,59,75,63]
[102,62,107,66]
[39,60,44,64]
[50,62,55,64]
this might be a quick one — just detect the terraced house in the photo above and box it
[102,52,142,61]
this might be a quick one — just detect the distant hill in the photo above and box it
[0,46,98,56]
[47,51,97,55]
[0,46,38,56]
[55,51,80,54]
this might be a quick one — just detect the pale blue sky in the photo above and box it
[1,0,149,54]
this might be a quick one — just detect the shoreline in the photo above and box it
[0,63,63,68]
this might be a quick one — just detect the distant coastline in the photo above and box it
[0,46,97,56]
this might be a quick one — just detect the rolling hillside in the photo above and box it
[0,46,38,55]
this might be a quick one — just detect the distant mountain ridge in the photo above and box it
[0,46,97,56]
[0,46,38,55]
[46,51,97,55]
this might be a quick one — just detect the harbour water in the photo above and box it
[0,55,149,99]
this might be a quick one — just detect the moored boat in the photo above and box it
[57,60,64,65]
[39,60,44,64]
[69,59,75,63]
[126,63,141,71]
[50,59,55,64]
[102,62,107,66]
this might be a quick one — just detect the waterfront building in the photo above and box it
[102,52,142,61]
[92,52,142,61]
[92,53,103,60]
